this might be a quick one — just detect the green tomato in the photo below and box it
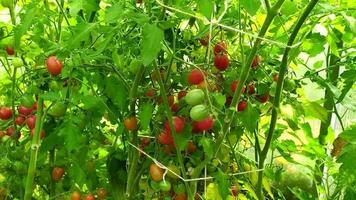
[159,181,171,192]
[1,0,13,8]
[173,183,186,195]
[283,79,296,91]
[185,89,205,106]
[129,59,142,74]
[150,179,161,191]
[167,164,180,180]
[12,57,23,68]
[48,102,66,117]
[49,80,60,91]
[190,104,209,121]
[20,95,35,108]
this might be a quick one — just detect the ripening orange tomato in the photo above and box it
[124,117,138,131]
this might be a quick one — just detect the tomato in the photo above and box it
[15,116,26,125]
[71,191,81,200]
[214,54,229,71]
[251,55,261,69]
[171,103,179,112]
[174,193,187,200]
[284,79,296,91]
[192,116,214,133]
[30,129,46,139]
[164,117,185,134]
[159,95,175,106]
[52,167,65,181]
[0,131,6,138]
[1,0,13,8]
[141,137,151,146]
[46,56,63,76]
[26,115,36,129]
[186,140,197,153]
[163,144,175,155]
[231,185,239,196]
[177,90,187,100]
[167,164,180,179]
[185,89,204,106]
[199,35,209,46]
[124,117,138,131]
[6,127,15,137]
[256,93,270,103]
[150,163,164,182]
[214,41,227,55]
[159,181,172,192]
[5,46,14,55]
[230,80,246,93]
[12,57,23,68]
[31,102,38,111]
[237,101,247,112]
[273,73,279,82]
[48,102,66,117]
[49,80,60,91]
[158,132,174,145]
[188,69,204,85]
[190,104,209,121]
[225,96,232,106]
[145,88,155,98]
[0,107,13,120]
[247,83,255,95]
[20,95,35,108]
[18,105,32,116]
[85,193,95,200]
[97,188,108,199]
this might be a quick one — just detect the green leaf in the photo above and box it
[141,24,164,66]
[280,0,297,16]
[68,0,100,16]
[105,3,123,23]
[138,102,154,130]
[303,101,328,123]
[196,0,214,19]
[104,76,128,112]
[241,0,261,16]
[337,144,356,176]
[59,121,82,152]
[14,6,37,50]
[213,93,226,108]
[200,137,214,160]
[66,22,97,49]
[239,102,260,133]
[215,169,230,200]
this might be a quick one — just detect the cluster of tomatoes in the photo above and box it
[70,188,108,200]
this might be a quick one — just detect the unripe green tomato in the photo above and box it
[129,59,142,74]
[283,79,296,91]
[20,95,35,108]
[167,164,180,180]
[159,181,171,192]
[173,183,186,195]
[48,102,66,117]
[12,57,23,68]
[150,180,161,191]
[49,80,60,91]
[185,89,205,106]
[1,0,13,8]
[190,104,209,121]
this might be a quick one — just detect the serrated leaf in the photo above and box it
[14,6,37,50]
[68,0,99,16]
[215,169,230,200]
[241,0,261,16]
[66,22,97,49]
[141,24,164,66]
[303,101,328,123]
[213,93,226,108]
[200,137,213,160]
[59,121,81,152]
[196,0,214,19]
[174,124,191,151]
[105,3,123,23]
[240,102,260,133]
[104,76,128,111]
[138,102,154,130]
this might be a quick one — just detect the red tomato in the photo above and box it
[15,116,26,125]
[192,116,214,133]
[52,167,65,181]
[97,188,108,199]
[163,144,175,155]
[171,103,179,112]
[230,80,246,93]
[199,35,209,46]
[18,105,32,116]
[273,73,279,82]
[31,102,38,111]
[6,127,15,137]
[46,56,63,76]
[150,163,164,182]
[26,115,36,129]
[186,141,197,154]
[146,88,155,98]
[157,131,174,145]
[247,83,255,95]
[85,193,95,200]
[178,90,187,100]
[71,191,81,200]
[164,117,185,134]
[214,54,229,71]
[256,93,270,103]
[237,101,247,112]
[214,41,227,55]
[30,129,46,139]
[251,55,260,69]
[124,117,138,131]
[231,185,239,197]
[175,193,187,200]
[188,69,204,85]
[141,137,151,146]
[0,107,13,120]
[225,96,232,106]
[6,46,14,55]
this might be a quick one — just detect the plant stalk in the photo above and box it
[256,0,320,199]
